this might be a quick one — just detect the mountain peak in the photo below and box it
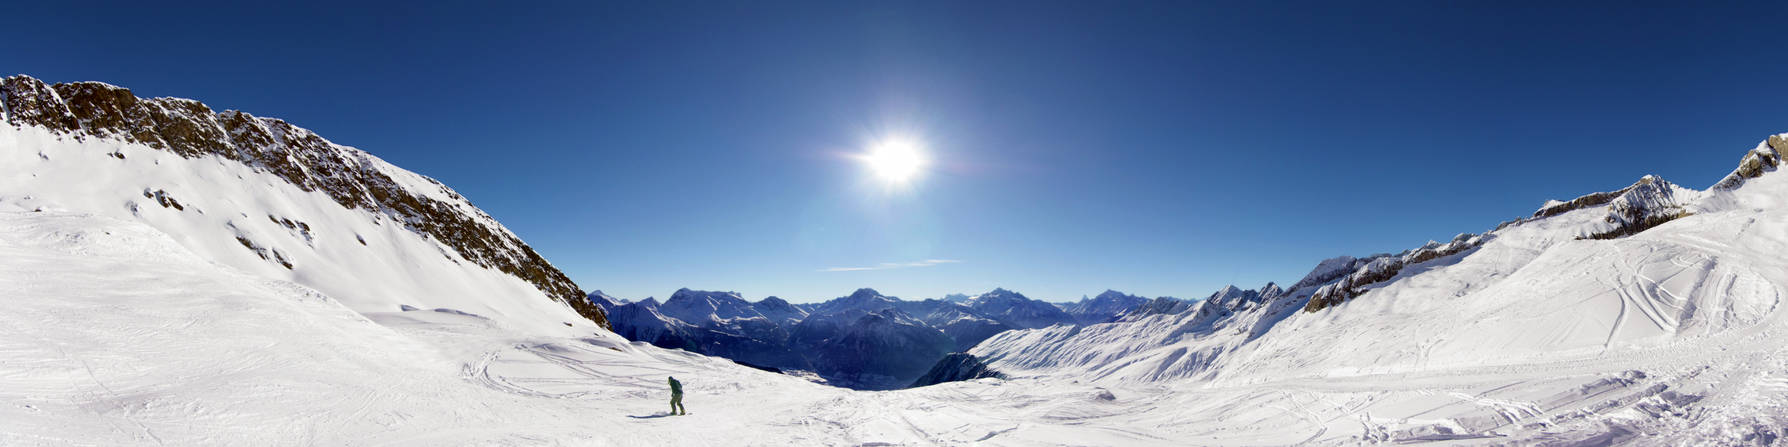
[976,288,1026,302]
[1094,289,1134,301]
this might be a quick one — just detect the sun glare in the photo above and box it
[862,139,927,184]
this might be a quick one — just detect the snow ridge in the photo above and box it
[968,130,1788,443]
[0,74,606,329]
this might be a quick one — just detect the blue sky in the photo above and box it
[6,2,1785,303]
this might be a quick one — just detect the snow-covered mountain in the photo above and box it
[962,288,1079,329]
[0,75,606,333]
[792,307,956,389]
[1060,289,1151,324]
[592,286,1125,389]
[753,295,809,328]
[593,288,807,369]
[8,73,1788,444]
[962,133,1788,442]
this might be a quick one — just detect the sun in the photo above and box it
[861,138,927,184]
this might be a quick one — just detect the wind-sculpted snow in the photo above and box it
[0,74,606,330]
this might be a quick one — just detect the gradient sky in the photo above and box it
[6,1,1786,303]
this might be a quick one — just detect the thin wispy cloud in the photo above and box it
[819,259,962,272]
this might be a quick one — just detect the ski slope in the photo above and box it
[970,138,1788,443]
[0,120,595,337]
[7,158,1785,445]
[5,73,1788,443]
[0,210,1214,446]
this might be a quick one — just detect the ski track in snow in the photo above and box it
[8,203,1788,445]
[6,119,1788,444]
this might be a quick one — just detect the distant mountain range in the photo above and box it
[590,287,1174,389]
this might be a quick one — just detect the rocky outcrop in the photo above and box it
[1299,141,1775,313]
[1582,176,1691,240]
[1525,175,1694,241]
[1305,233,1484,312]
[1712,134,1785,190]
[1532,184,1634,220]
[909,353,1004,388]
[1,75,606,329]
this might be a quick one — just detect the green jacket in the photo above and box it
[669,377,683,395]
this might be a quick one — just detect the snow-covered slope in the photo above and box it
[0,75,605,333]
[970,133,1788,442]
[11,73,1788,444]
[1,210,1175,445]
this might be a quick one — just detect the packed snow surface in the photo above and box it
[0,123,593,335]
[0,211,1192,445]
[972,147,1788,443]
[7,112,1788,444]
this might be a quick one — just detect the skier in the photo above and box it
[668,376,686,415]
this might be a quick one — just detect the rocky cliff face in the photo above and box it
[1305,233,1484,312]
[1712,134,1785,190]
[1,75,607,329]
[909,353,1004,388]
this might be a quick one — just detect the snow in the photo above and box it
[971,157,1788,443]
[8,113,1788,443]
[0,210,1208,445]
[0,124,592,336]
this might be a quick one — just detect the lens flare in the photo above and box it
[862,139,926,184]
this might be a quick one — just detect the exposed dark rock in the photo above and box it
[1306,233,1483,312]
[143,189,185,211]
[1532,186,1631,220]
[731,360,783,374]
[909,353,1003,388]
[2,75,607,330]
[1581,176,1691,240]
[1712,134,1785,190]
